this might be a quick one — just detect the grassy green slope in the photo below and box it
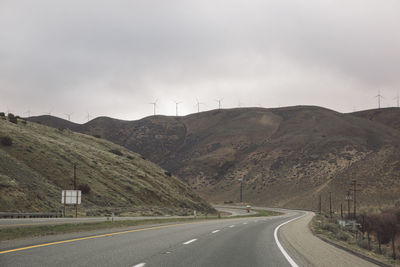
[0,117,213,215]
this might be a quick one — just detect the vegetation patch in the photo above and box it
[311,209,400,266]
[109,149,123,156]
[1,136,12,146]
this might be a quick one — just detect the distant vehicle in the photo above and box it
[246,205,251,213]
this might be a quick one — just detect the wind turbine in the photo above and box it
[149,99,158,116]
[174,101,182,116]
[86,111,92,122]
[215,98,223,109]
[195,98,205,113]
[24,109,31,118]
[44,108,53,116]
[394,91,399,108]
[64,113,73,121]
[375,90,383,109]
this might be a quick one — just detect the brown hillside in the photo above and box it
[1,117,213,215]
[351,107,400,131]
[29,106,400,212]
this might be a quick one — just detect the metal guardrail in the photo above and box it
[0,212,63,219]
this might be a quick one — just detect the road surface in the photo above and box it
[0,208,379,267]
[0,211,301,267]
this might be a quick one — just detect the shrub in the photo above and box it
[0,112,5,117]
[127,155,134,160]
[78,183,91,194]
[165,171,172,177]
[357,239,370,250]
[109,149,123,156]
[1,136,12,146]
[8,113,17,124]
[320,222,339,234]
[92,134,101,138]
[335,231,350,241]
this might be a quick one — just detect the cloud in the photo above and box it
[1,0,399,122]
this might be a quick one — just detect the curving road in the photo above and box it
[0,208,378,267]
[0,210,302,267]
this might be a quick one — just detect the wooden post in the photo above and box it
[75,191,78,218]
[63,190,66,217]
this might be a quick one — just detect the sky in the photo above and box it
[1,0,399,123]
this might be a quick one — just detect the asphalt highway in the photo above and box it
[0,210,303,267]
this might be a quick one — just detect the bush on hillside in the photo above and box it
[8,113,17,124]
[78,183,91,194]
[1,136,13,146]
[109,149,123,156]
[0,112,5,117]
[92,134,101,138]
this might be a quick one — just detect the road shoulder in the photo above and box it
[279,211,378,267]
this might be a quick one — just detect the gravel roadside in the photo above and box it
[280,211,378,267]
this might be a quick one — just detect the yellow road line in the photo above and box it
[0,221,200,255]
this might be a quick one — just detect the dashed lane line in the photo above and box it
[183,239,198,245]
[211,230,220,234]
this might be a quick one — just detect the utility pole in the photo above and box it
[318,194,322,214]
[340,203,343,219]
[346,190,352,219]
[73,164,78,218]
[350,180,361,219]
[238,178,243,202]
[73,164,77,190]
[329,192,332,219]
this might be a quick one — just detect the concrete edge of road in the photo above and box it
[310,228,393,267]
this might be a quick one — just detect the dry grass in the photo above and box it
[0,118,213,215]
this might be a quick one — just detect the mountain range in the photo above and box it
[28,106,400,211]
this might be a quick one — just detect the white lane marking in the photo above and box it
[273,213,306,267]
[211,230,220,234]
[183,239,198,245]
[133,263,146,267]
[229,225,235,228]
[243,222,248,225]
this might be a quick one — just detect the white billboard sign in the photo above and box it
[61,190,81,204]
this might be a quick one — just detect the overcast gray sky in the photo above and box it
[1,0,399,123]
